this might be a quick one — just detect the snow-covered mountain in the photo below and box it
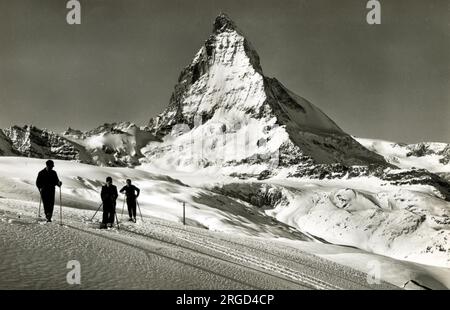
[138,13,450,270]
[62,122,156,167]
[0,123,156,167]
[142,14,450,200]
[145,13,387,171]
[2,125,92,162]
[356,138,450,173]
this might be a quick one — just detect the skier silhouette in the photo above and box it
[120,179,140,223]
[100,177,118,229]
[36,160,62,222]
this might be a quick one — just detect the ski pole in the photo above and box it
[136,199,144,222]
[90,203,103,222]
[59,187,63,226]
[38,189,42,218]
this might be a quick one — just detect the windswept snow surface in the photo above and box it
[0,158,305,238]
[199,175,450,269]
[0,206,397,290]
[141,164,450,272]
[0,157,449,289]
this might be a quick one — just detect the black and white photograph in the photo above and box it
[0,0,449,296]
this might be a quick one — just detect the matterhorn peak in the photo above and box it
[208,13,263,73]
[147,14,387,168]
[213,13,239,34]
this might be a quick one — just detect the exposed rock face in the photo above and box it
[1,123,156,167]
[288,164,450,200]
[406,142,450,164]
[440,146,450,165]
[147,13,387,169]
[0,130,18,156]
[2,125,91,163]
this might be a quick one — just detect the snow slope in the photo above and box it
[0,207,397,290]
[0,157,308,239]
[215,178,450,268]
[0,157,448,289]
[142,165,450,269]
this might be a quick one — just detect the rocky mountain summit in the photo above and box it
[147,13,387,170]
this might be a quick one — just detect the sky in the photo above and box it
[0,0,448,143]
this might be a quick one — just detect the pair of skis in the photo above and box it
[90,196,144,230]
[38,187,63,226]
[120,196,144,223]
[90,202,121,230]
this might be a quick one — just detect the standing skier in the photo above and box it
[36,160,62,222]
[119,179,140,223]
[100,177,118,229]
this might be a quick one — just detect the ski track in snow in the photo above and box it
[0,200,396,290]
[120,222,371,290]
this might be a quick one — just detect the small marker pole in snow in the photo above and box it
[59,187,63,226]
[38,189,42,218]
[183,202,186,226]
[136,199,144,222]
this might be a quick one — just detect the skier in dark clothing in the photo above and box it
[119,179,140,223]
[100,177,118,229]
[36,160,62,222]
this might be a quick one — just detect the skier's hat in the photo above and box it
[46,160,54,167]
